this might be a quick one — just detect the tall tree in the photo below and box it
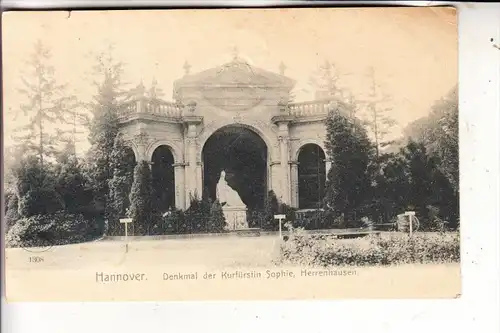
[54,142,87,215]
[324,108,373,223]
[108,133,136,235]
[84,44,129,219]
[425,86,458,191]
[129,161,154,235]
[58,103,90,156]
[403,86,458,191]
[13,40,77,166]
[361,67,397,159]
[309,60,346,101]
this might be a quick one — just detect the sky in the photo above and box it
[2,7,457,152]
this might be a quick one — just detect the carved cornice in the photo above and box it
[118,114,183,125]
[182,115,204,126]
[271,114,295,125]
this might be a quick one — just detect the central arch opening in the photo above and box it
[202,125,268,210]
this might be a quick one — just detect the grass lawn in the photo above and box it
[4,232,461,301]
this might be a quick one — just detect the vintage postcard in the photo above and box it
[2,7,459,301]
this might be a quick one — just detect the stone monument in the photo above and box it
[216,170,248,230]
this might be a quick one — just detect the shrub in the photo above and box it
[5,212,94,248]
[18,188,65,217]
[13,156,64,217]
[55,154,87,215]
[162,209,186,234]
[184,194,212,233]
[4,191,20,232]
[208,200,226,233]
[261,190,280,230]
[278,226,460,267]
[129,161,154,235]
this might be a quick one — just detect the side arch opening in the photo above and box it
[297,143,326,209]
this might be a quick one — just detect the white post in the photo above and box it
[274,214,286,240]
[405,211,415,237]
[120,218,133,253]
[409,215,413,237]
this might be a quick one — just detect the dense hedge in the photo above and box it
[5,212,98,248]
[153,197,226,235]
[278,225,460,267]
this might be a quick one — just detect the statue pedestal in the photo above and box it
[223,206,248,230]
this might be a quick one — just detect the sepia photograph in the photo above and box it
[2,7,459,301]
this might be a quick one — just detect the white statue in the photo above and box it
[216,170,245,207]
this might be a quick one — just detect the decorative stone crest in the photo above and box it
[132,131,155,151]
[201,86,265,112]
[133,132,150,146]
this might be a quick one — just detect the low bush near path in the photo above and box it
[5,212,99,248]
[278,226,460,267]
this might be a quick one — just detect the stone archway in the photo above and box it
[201,125,268,210]
[297,143,326,209]
[151,145,176,212]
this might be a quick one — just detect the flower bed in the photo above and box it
[278,225,460,267]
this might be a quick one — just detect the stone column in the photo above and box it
[278,125,291,205]
[185,130,198,204]
[325,159,332,176]
[289,161,299,208]
[269,161,283,200]
[271,113,294,205]
[182,113,203,207]
[173,163,186,210]
[196,161,203,198]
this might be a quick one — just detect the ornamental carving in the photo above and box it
[133,132,152,146]
[201,86,265,112]
[199,61,271,112]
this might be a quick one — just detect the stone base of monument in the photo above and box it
[232,228,261,237]
[223,206,248,231]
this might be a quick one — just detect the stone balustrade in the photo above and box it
[119,98,183,119]
[119,97,338,121]
[288,99,336,118]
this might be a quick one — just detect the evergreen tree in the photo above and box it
[402,86,458,191]
[361,67,397,160]
[309,60,346,100]
[208,199,226,233]
[13,155,63,218]
[129,161,153,235]
[54,142,87,214]
[400,140,457,225]
[84,46,128,220]
[427,86,459,192]
[324,109,373,223]
[262,190,280,230]
[108,134,136,235]
[13,40,77,166]
[4,191,20,232]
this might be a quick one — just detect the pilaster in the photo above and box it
[182,114,203,206]
[289,161,299,208]
[173,163,187,210]
[272,113,294,205]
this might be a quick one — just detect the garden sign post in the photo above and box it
[405,211,415,237]
[274,214,286,239]
[120,218,133,253]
